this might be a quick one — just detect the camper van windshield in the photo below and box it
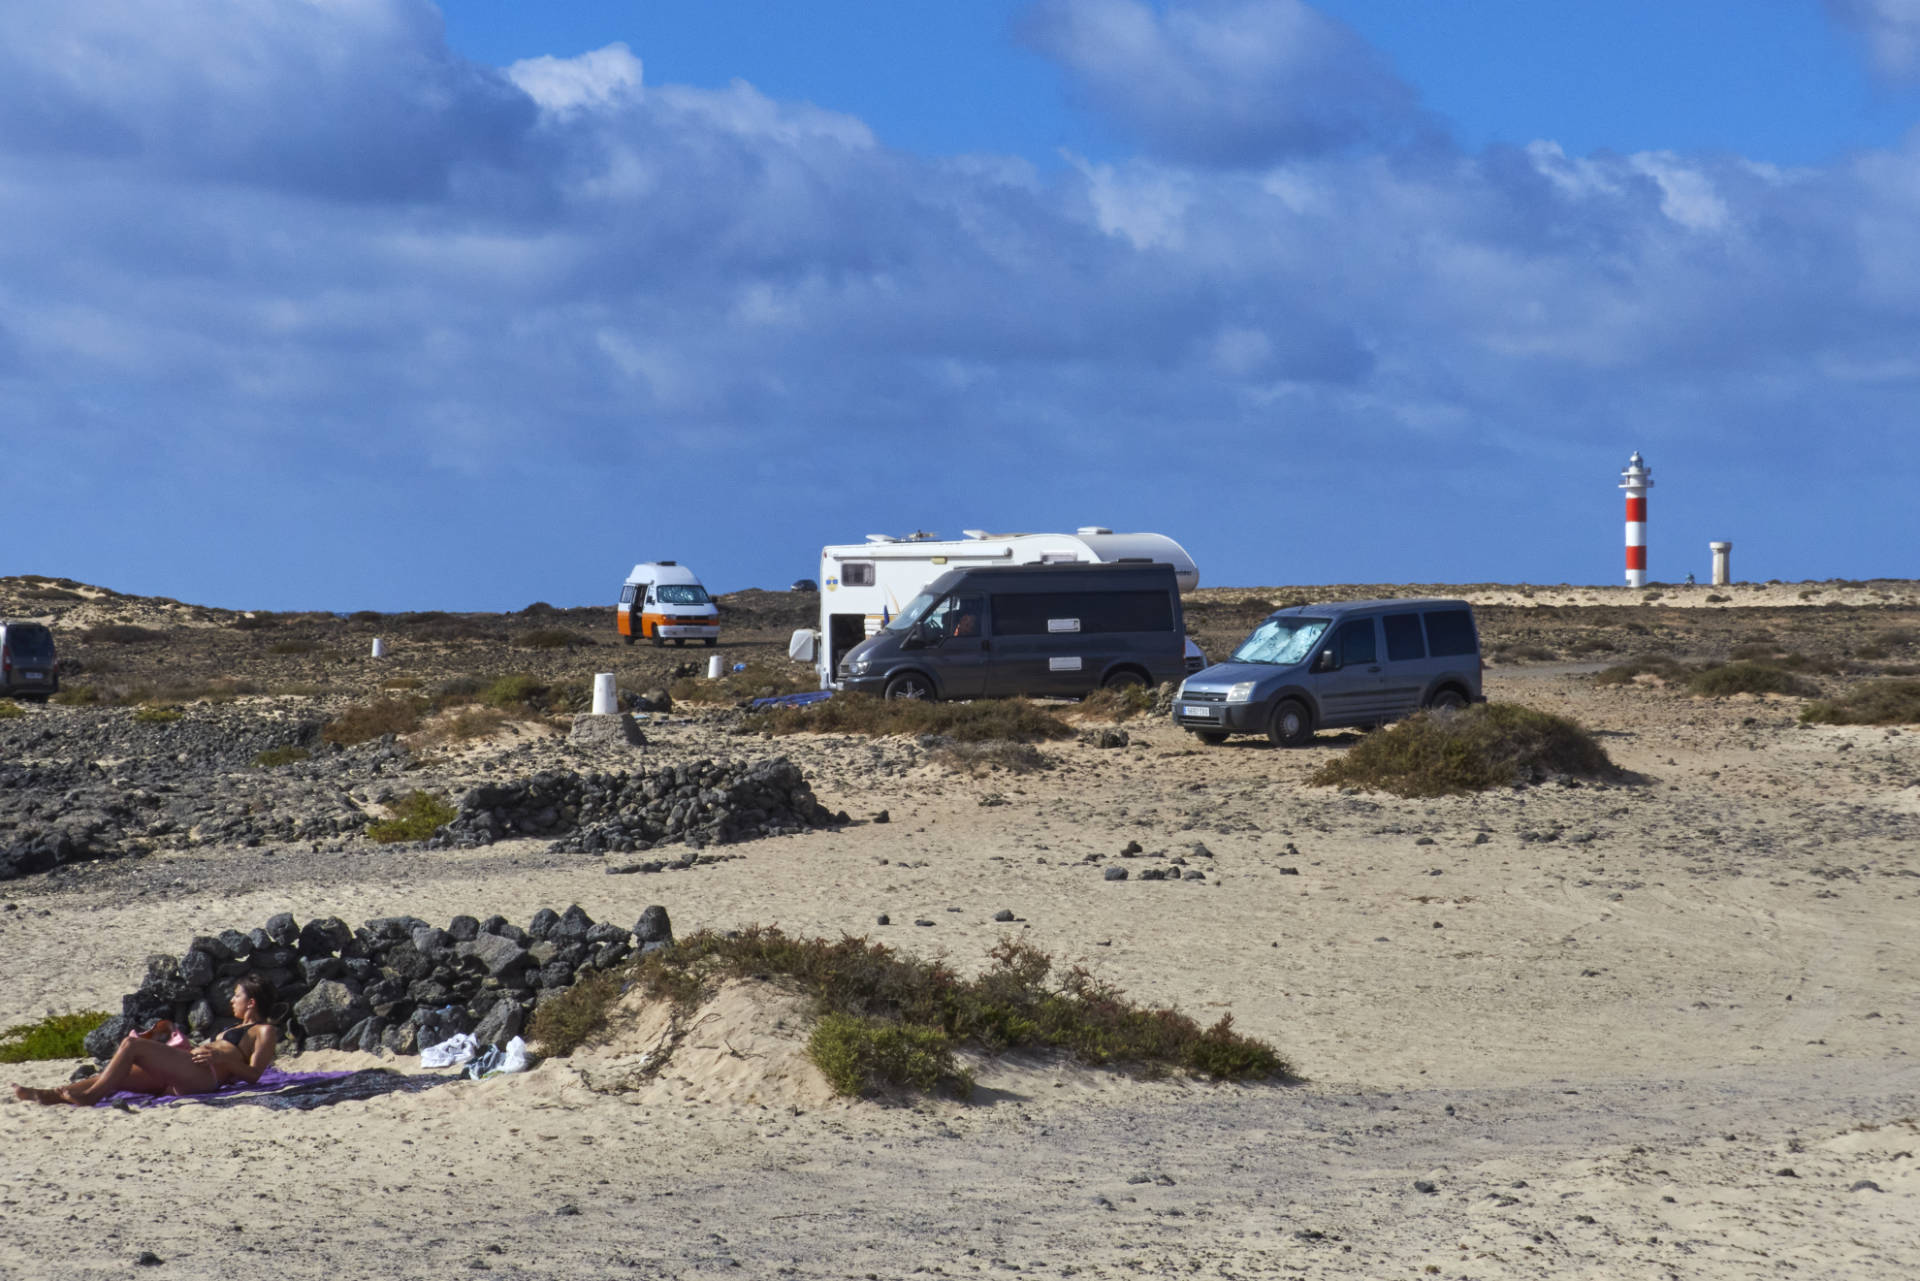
[884,592,938,632]
[655,585,710,605]
[1232,617,1330,665]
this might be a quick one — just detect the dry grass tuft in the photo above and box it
[1801,678,1920,726]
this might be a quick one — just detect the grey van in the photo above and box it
[837,562,1187,701]
[1173,598,1482,746]
[0,620,59,701]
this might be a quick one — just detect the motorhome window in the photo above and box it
[840,562,875,587]
[619,586,637,605]
[1382,613,1426,661]
[1230,618,1328,665]
[884,592,939,632]
[1423,609,1477,657]
[1336,619,1378,665]
[655,585,711,606]
[990,590,1172,636]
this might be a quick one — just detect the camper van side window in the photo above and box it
[841,562,875,587]
[620,586,637,605]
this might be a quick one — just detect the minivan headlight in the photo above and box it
[849,659,871,674]
[1175,679,1187,699]
[1224,681,1256,704]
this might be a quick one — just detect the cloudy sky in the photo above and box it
[6,0,1919,610]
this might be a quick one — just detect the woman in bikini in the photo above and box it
[13,975,281,1106]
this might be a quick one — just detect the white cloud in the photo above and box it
[1828,0,1920,80]
[507,43,642,115]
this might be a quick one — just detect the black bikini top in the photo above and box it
[219,1023,258,1046]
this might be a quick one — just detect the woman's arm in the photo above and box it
[190,1027,279,1083]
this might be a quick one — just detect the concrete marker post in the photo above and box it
[591,672,617,715]
[370,638,386,659]
[706,654,724,680]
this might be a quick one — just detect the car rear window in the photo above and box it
[6,625,55,661]
[1422,609,1477,658]
[1382,612,1426,662]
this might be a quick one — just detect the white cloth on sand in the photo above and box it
[419,1032,480,1068]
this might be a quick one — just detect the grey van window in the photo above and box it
[1382,613,1426,661]
[991,590,1171,636]
[1423,609,1477,657]
[924,595,983,640]
[885,591,939,632]
[840,562,875,587]
[1335,619,1377,665]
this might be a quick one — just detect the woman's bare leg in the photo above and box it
[57,1036,217,1105]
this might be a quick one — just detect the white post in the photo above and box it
[591,672,617,715]
[370,638,386,659]
[706,654,724,679]
[1710,542,1732,587]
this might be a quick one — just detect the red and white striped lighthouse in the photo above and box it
[1619,451,1653,587]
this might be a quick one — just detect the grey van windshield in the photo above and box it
[884,592,939,632]
[1231,617,1329,665]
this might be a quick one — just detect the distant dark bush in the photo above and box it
[1309,704,1616,797]
[1800,679,1920,726]
[1075,683,1156,722]
[20,586,83,602]
[347,610,384,624]
[80,624,164,644]
[132,706,182,724]
[1686,662,1820,698]
[322,695,425,745]
[517,627,592,650]
[253,746,311,768]
[1566,636,1618,655]
[1494,643,1556,663]
[1729,642,1781,661]
[519,602,560,617]
[433,675,488,701]
[366,790,456,844]
[744,694,1074,743]
[228,614,279,631]
[1593,656,1689,686]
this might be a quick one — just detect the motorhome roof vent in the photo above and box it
[656,560,677,566]
[962,530,989,540]
[1076,526,1113,536]
[865,534,897,544]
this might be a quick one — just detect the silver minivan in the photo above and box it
[1173,598,1482,746]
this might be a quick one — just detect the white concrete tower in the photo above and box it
[1620,451,1653,587]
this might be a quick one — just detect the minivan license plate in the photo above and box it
[1181,703,1213,718]
[22,672,43,681]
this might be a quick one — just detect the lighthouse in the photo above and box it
[1619,451,1653,587]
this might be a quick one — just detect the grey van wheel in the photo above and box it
[1426,687,1468,713]
[884,672,935,701]
[1267,699,1313,747]
[1103,669,1146,690]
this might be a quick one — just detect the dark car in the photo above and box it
[790,578,819,592]
[0,621,59,701]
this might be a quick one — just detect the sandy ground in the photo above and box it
[3,630,1919,1278]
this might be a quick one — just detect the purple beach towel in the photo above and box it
[94,1066,462,1111]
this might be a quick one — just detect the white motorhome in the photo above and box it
[617,561,720,646]
[800,528,1201,689]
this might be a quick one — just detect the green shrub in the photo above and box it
[381,676,424,690]
[1075,683,1156,722]
[743,693,1074,743]
[434,706,510,741]
[132,705,182,724]
[517,627,592,650]
[809,1013,973,1099]
[1309,703,1616,797]
[365,790,457,843]
[526,969,622,1056]
[0,700,23,719]
[0,1011,110,1064]
[252,745,311,768]
[51,685,101,706]
[80,623,164,644]
[612,929,1290,1093]
[1686,662,1820,698]
[322,695,425,745]
[1593,656,1689,686]
[434,675,488,701]
[482,673,551,710]
[1800,679,1920,726]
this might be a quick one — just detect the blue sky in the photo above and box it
[6,0,1920,610]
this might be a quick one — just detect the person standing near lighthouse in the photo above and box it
[1621,451,1653,587]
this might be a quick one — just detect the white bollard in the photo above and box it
[591,672,617,715]
[706,654,724,679]
[370,638,386,659]
[1710,541,1732,587]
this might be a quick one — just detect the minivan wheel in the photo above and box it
[703,638,717,647]
[884,673,934,701]
[1267,699,1313,747]
[1194,730,1228,746]
[1426,687,1468,713]
[1103,669,1146,691]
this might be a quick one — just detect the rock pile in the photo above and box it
[429,756,842,855]
[84,904,675,1061]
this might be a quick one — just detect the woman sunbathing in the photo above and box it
[13,975,281,1106]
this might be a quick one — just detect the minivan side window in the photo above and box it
[1382,613,1426,662]
[1423,609,1476,657]
[840,562,875,587]
[1336,618,1377,665]
[990,590,1172,636]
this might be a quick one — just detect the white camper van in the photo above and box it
[617,561,720,646]
[799,528,1202,689]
